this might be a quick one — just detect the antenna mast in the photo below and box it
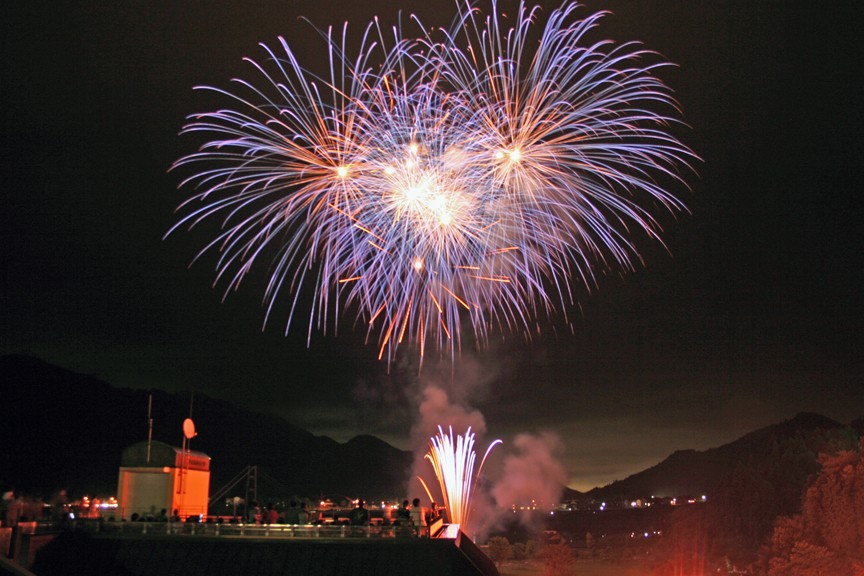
[146,392,153,463]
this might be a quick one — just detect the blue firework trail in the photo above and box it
[171,1,698,365]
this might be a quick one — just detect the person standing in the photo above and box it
[266,504,279,525]
[410,498,427,536]
[296,501,309,524]
[1,490,14,527]
[396,500,411,525]
[284,501,299,524]
[350,500,369,526]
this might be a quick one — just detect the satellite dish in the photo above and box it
[183,418,197,439]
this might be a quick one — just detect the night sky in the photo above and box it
[2,0,862,492]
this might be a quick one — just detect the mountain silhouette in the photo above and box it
[584,411,859,501]
[2,355,860,511]
[0,355,413,502]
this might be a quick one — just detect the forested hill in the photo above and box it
[588,412,861,501]
[588,412,862,571]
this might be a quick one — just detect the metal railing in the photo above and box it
[57,519,438,539]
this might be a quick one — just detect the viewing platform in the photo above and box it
[3,519,499,576]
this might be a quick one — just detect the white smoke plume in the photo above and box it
[407,385,488,506]
[468,432,568,541]
[403,354,568,542]
[406,353,499,500]
[491,432,568,510]
[414,385,487,441]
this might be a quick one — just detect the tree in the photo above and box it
[543,541,575,576]
[487,536,512,564]
[511,542,527,560]
[761,439,864,576]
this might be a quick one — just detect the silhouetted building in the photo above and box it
[116,441,210,520]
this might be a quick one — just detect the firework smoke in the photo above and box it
[491,432,568,511]
[409,384,487,500]
[409,375,569,539]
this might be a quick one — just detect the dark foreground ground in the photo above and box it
[7,526,500,576]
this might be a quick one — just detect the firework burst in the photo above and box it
[171,1,697,364]
[420,425,502,527]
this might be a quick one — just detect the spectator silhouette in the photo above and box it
[410,498,427,536]
[396,500,411,525]
[350,500,369,526]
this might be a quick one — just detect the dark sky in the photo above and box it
[2,0,862,492]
